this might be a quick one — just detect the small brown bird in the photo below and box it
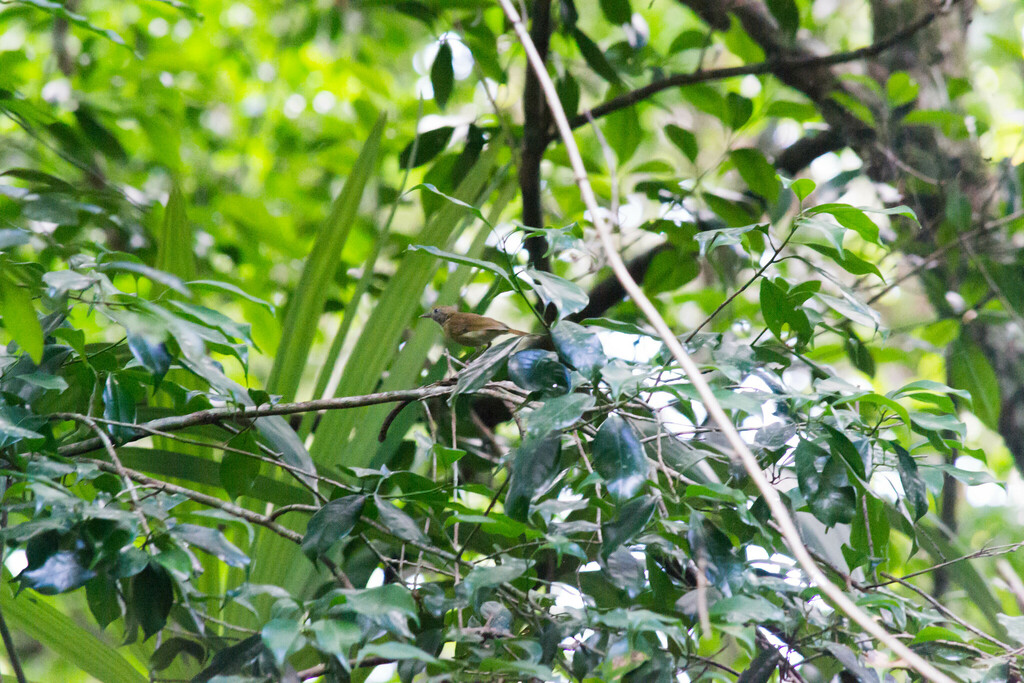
[420,306,529,347]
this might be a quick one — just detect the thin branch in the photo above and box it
[0,604,26,683]
[559,8,945,136]
[880,571,1011,650]
[55,381,460,457]
[496,2,955,681]
[83,457,305,545]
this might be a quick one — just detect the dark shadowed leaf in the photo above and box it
[129,562,174,640]
[508,350,570,395]
[430,40,454,109]
[399,126,454,168]
[894,442,928,520]
[525,392,595,437]
[737,649,782,683]
[552,319,606,381]
[262,618,305,665]
[601,494,657,558]
[505,433,563,521]
[302,495,366,558]
[793,439,855,526]
[572,28,621,84]
[948,337,1000,431]
[127,332,172,385]
[375,495,428,545]
[168,523,250,568]
[454,336,522,397]
[593,415,648,502]
[665,124,698,161]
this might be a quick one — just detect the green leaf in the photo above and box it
[794,439,855,526]
[790,177,815,201]
[525,267,588,319]
[572,28,621,84]
[601,494,656,558]
[356,641,440,666]
[375,495,428,545]
[408,244,510,283]
[99,261,191,297]
[261,618,305,665]
[399,126,454,168]
[430,40,454,109]
[459,556,532,607]
[551,319,606,381]
[765,0,798,37]
[726,92,754,129]
[168,523,250,568]
[128,562,174,640]
[0,271,43,364]
[301,495,366,558]
[1,586,148,682]
[760,278,812,346]
[593,415,648,503]
[524,392,595,437]
[599,0,632,23]
[103,375,137,441]
[665,124,698,162]
[127,332,172,385]
[454,336,522,397]
[730,148,779,203]
[887,71,919,107]
[309,619,361,657]
[268,113,385,402]
[805,203,880,244]
[187,280,275,313]
[505,432,563,521]
[815,291,881,330]
[894,442,928,521]
[948,337,1000,431]
[507,350,570,395]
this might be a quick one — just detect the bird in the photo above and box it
[420,306,529,348]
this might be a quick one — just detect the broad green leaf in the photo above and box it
[430,40,454,109]
[507,350,570,395]
[375,495,428,545]
[128,562,174,640]
[893,442,928,520]
[805,204,880,244]
[551,319,606,381]
[301,495,366,559]
[665,124,698,162]
[793,439,855,526]
[454,336,521,398]
[399,126,454,167]
[1,586,148,682]
[407,244,509,283]
[948,337,1000,430]
[765,0,798,37]
[261,618,305,665]
[593,415,648,503]
[572,28,620,84]
[524,392,595,437]
[309,619,361,657]
[267,113,385,402]
[168,523,250,568]
[525,266,588,318]
[599,0,632,23]
[730,148,779,203]
[601,494,656,558]
[505,433,563,521]
[0,271,43,364]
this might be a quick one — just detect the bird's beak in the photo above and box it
[419,312,430,319]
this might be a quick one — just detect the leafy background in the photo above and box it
[2,0,1024,681]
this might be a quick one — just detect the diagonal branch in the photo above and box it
[496,1,956,681]
[559,7,945,136]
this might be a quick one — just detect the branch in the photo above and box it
[561,7,945,135]
[496,2,956,681]
[56,381,458,457]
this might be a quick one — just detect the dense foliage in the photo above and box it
[2,0,1024,681]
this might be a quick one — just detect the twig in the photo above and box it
[0,603,26,683]
[495,2,955,681]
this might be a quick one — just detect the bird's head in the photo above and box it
[420,305,458,324]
